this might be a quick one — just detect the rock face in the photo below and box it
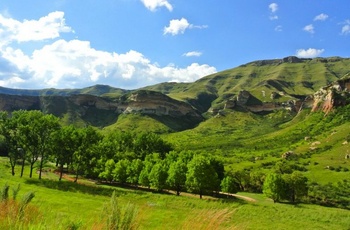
[311,77,350,113]
[0,90,203,130]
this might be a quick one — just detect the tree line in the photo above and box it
[0,110,319,203]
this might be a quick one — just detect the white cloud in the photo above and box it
[341,20,350,35]
[0,39,216,89]
[269,3,278,13]
[140,0,173,12]
[183,51,202,57]
[314,13,328,21]
[295,48,325,58]
[163,18,207,35]
[303,24,314,34]
[0,11,217,89]
[0,11,72,45]
[274,25,282,32]
[269,15,278,20]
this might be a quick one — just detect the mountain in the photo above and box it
[0,56,350,132]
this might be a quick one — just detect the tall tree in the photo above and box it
[72,126,102,182]
[221,175,239,195]
[149,161,168,191]
[127,159,144,187]
[51,125,80,180]
[167,160,187,195]
[186,155,219,199]
[263,172,285,203]
[113,159,130,184]
[0,112,19,176]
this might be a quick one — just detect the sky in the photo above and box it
[0,0,349,90]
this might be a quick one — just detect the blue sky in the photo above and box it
[0,0,349,89]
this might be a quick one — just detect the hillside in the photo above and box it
[0,56,350,133]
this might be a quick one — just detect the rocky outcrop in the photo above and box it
[311,77,350,113]
[0,90,203,129]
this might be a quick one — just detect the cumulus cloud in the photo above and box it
[140,0,173,12]
[0,11,72,45]
[268,3,278,20]
[341,20,350,35]
[295,48,325,58]
[0,11,217,89]
[303,24,314,34]
[269,3,278,13]
[163,18,207,35]
[314,13,328,21]
[183,51,202,57]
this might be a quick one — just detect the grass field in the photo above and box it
[1,157,350,229]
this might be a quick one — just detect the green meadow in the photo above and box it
[1,157,349,230]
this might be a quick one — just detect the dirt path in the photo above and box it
[50,171,257,202]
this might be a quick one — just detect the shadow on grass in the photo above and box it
[24,179,142,197]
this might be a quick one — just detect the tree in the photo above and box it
[51,125,80,181]
[133,132,172,160]
[283,171,308,203]
[221,175,239,195]
[127,159,144,186]
[99,159,116,183]
[72,126,102,182]
[167,160,187,195]
[149,161,168,191]
[263,172,285,203]
[14,111,59,178]
[0,112,20,176]
[113,159,130,184]
[186,155,219,199]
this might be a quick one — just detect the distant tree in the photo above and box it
[283,171,308,203]
[127,159,144,186]
[113,159,130,184]
[133,132,172,160]
[99,159,116,183]
[249,170,266,193]
[186,155,219,199]
[221,175,239,194]
[149,162,168,191]
[263,172,285,203]
[167,160,187,195]
[72,126,102,182]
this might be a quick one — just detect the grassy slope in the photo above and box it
[1,157,350,229]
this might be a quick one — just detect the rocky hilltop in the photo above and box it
[0,90,203,130]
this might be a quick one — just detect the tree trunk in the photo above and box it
[29,163,34,178]
[11,165,15,176]
[39,154,44,179]
[20,158,25,177]
[59,164,63,181]
[74,165,79,183]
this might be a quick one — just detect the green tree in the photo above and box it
[0,112,20,176]
[51,125,80,180]
[283,171,308,203]
[186,155,219,199]
[221,175,239,194]
[167,160,187,195]
[263,172,285,203]
[113,159,130,184]
[72,126,102,182]
[149,162,168,191]
[127,159,144,186]
[99,159,116,183]
[133,132,172,160]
